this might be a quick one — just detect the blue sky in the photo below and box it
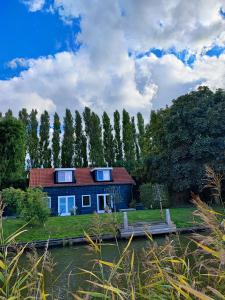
[0,0,80,79]
[0,0,225,117]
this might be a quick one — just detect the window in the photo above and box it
[97,170,111,181]
[97,194,113,213]
[56,170,74,183]
[58,195,75,216]
[82,195,91,207]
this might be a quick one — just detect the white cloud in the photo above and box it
[22,0,45,12]
[1,0,225,117]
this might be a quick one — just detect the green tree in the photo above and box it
[137,112,145,159]
[74,110,87,167]
[5,109,13,118]
[1,187,25,215]
[28,109,39,168]
[81,134,88,167]
[89,112,104,166]
[18,188,50,225]
[113,110,123,165]
[0,117,26,189]
[102,111,115,166]
[52,112,61,168]
[122,109,135,171]
[147,87,225,198]
[39,111,51,167]
[18,109,29,148]
[61,109,74,167]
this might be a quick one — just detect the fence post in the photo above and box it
[123,212,128,229]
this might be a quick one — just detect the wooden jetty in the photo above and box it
[119,209,177,238]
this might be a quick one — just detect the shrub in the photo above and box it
[18,188,50,225]
[140,183,170,209]
[1,187,25,215]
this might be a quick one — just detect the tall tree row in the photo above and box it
[7,107,147,173]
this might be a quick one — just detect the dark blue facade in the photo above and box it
[44,184,133,215]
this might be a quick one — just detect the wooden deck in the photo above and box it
[119,221,177,238]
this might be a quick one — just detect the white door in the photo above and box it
[58,196,75,216]
[97,194,112,213]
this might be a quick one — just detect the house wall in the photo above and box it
[43,184,133,215]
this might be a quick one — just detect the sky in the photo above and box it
[0,0,225,118]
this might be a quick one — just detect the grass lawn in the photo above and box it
[3,207,202,243]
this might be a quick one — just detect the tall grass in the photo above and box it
[0,199,51,299]
[74,175,225,299]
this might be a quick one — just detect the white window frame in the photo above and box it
[82,195,91,207]
[57,170,73,183]
[97,194,113,213]
[97,170,111,181]
[47,197,51,209]
[58,195,75,216]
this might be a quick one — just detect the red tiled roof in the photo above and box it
[29,167,135,187]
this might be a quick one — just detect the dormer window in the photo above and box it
[92,168,113,182]
[55,168,75,183]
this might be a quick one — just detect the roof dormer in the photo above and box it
[91,167,113,182]
[54,168,76,184]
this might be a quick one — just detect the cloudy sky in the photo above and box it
[0,0,225,118]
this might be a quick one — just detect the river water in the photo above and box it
[33,234,191,298]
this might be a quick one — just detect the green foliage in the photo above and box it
[102,111,115,166]
[61,109,74,167]
[89,112,104,166]
[122,109,135,171]
[140,183,170,209]
[146,87,225,195]
[113,110,123,165]
[28,109,39,168]
[1,187,25,215]
[18,188,50,225]
[137,112,146,159]
[0,116,26,190]
[52,112,61,167]
[74,110,88,167]
[39,110,51,167]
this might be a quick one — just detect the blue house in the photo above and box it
[29,167,135,216]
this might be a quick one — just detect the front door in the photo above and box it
[97,194,112,213]
[58,195,75,216]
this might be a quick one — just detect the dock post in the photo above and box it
[166,209,172,226]
[123,212,128,229]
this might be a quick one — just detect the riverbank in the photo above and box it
[2,207,202,243]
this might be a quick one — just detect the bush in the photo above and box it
[140,183,170,209]
[1,187,25,216]
[18,188,50,225]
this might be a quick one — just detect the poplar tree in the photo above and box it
[28,109,39,168]
[39,111,51,167]
[74,110,87,167]
[18,108,29,154]
[131,116,140,161]
[122,109,135,168]
[83,107,91,160]
[61,109,74,167]
[102,111,115,166]
[52,112,61,168]
[113,110,123,165]
[0,116,26,189]
[137,112,145,159]
[89,112,104,166]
